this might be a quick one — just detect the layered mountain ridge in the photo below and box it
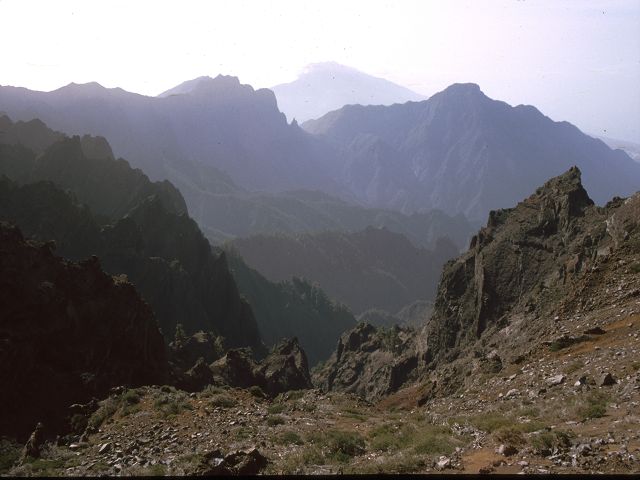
[304,83,640,219]
[3,77,637,240]
[0,115,360,364]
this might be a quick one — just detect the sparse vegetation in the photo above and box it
[201,385,226,397]
[0,439,21,473]
[153,392,192,418]
[324,430,365,462]
[576,391,609,420]
[249,385,266,398]
[566,360,584,374]
[341,407,366,422]
[267,403,286,414]
[277,431,304,445]
[267,415,286,426]
[530,430,573,455]
[209,394,236,408]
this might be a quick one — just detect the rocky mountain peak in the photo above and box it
[440,82,483,96]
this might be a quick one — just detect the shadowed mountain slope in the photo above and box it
[229,227,458,315]
[0,222,168,439]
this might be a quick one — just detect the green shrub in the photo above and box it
[413,430,455,455]
[349,453,426,474]
[325,430,365,462]
[201,385,225,397]
[88,397,119,430]
[123,389,141,405]
[210,394,236,408]
[493,426,526,447]
[153,393,192,417]
[267,415,286,426]
[369,424,399,452]
[277,431,304,445]
[468,412,513,433]
[70,413,88,434]
[248,385,266,399]
[577,391,609,420]
[531,430,572,454]
[268,403,286,414]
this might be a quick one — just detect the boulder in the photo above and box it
[210,349,260,389]
[178,357,215,392]
[256,338,312,396]
[197,448,268,475]
[599,372,617,386]
[546,374,566,387]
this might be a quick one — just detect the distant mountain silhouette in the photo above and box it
[0,76,338,195]
[271,62,426,122]
[304,83,640,220]
[3,79,637,226]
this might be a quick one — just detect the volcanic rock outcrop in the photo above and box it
[0,222,168,439]
[316,167,640,401]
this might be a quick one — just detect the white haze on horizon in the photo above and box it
[0,0,639,142]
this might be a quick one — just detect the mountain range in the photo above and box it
[304,83,640,220]
[0,116,354,363]
[2,76,638,231]
[270,62,426,123]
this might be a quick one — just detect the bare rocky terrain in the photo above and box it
[2,168,638,476]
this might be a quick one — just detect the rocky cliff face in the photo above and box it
[210,338,313,396]
[314,323,420,400]
[0,124,263,351]
[316,167,640,401]
[0,222,168,439]
[423,166,601,365]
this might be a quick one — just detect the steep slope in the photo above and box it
[229,227,458,314]
[0,222,168,439]
[304,83,640,220]
[224,250,356,366]
[271,62,425,122]
[0,129,262,351]
[315,167,640,401]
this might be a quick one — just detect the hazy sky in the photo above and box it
[1,0,639,141]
